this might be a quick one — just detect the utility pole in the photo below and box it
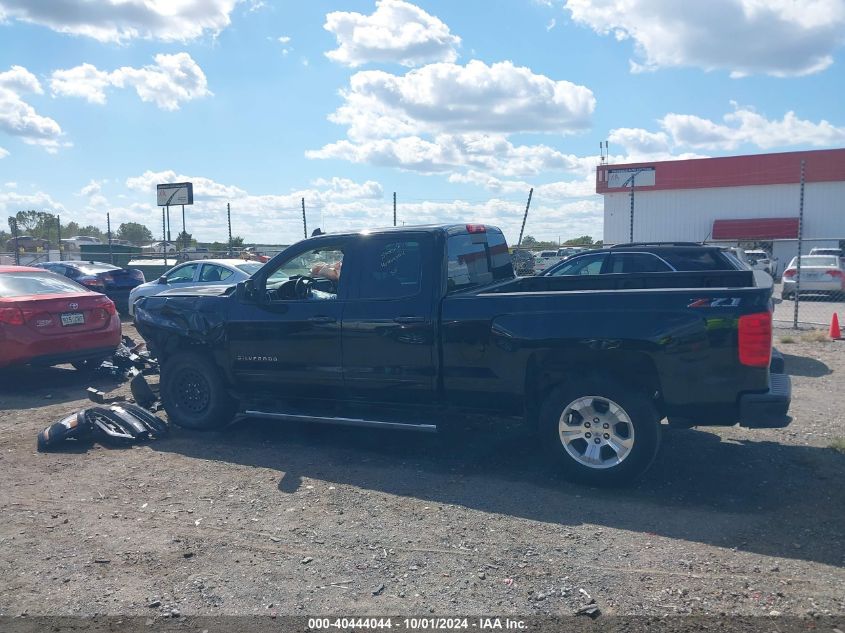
[162,208,167,266]
[227,202,232,256]
[107,212,113,265]
[181,204,187,252]
[301,198,308,239]
[793,160,806,329]
[629,173,636,243]
[517,188,534,247]
[393,192,397,226]
[57,215,62,261]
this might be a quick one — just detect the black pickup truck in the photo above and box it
[135,224,791,485]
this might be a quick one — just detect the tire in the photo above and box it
[160,352,237,430]
[539,378,661,486]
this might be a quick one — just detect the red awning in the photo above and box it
[712,217,799,240]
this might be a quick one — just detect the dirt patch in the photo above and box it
[0,325,843,617]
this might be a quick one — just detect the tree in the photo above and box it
[564,235,594,246]
[176,230,195,247]
[77,225,105,241]
[520,235,538,247]
[230,236,245,248]
[117,222,153,244]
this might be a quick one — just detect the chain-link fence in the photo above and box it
[598,150,845,328]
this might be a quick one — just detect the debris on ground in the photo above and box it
[94,335,159,379]
[37,403,169,451]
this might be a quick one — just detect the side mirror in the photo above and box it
[158,275,167,284]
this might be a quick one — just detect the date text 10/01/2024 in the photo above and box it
[307,618,527,630]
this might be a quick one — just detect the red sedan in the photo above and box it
[0,266,121,370]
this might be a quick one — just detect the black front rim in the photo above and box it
[174,368,211,414]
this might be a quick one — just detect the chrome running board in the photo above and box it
[243,410,438,433]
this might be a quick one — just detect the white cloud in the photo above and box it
[546,18,557,31]
[0,147,8,159]
[608,127,671,155]
[0,189,66,215]
[324,0,461,68]
[660,104,845,150]
[51,53,211,111]
[329,60,595,141]
[0,0,238,43]
[0,65,67,153]
[0,65,44,94]
[565,0,845,76]
[277,35,293,56]
[79,180,102,197]
[308,133,586,178]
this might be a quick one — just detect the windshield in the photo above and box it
[267,247,345,286]
[0,272,87,297]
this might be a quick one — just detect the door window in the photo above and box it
[166,264,198,283]
[265,243,347,300]
[548,253,607,276]
[446,229,514,292]
[358,240,422,300]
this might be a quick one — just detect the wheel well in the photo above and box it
[525,351,664,426]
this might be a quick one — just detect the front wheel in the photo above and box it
[160,352,237,430]
[540,379,661,486]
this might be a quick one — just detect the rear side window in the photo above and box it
[447,229,514,292]
[662,250,734,271]
[0,272,87,297]
[609,253,672,273]
[358,239,422,300]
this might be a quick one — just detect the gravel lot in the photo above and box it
[0,324,843,619]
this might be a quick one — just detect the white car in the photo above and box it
[533,248,586,273]
[141,241,178,254]
[128,258,264,316]
[781,255,845,300]
[743,249,775,275]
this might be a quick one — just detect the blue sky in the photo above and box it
[1,0,844,245]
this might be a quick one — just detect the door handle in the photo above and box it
[307,315,336,324]
[393,316,424,324]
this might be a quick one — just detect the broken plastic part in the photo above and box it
[130,373,157,409]
[37,412,86,452]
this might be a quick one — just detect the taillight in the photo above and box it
[782,269,796,278]
[824,269,844,279]
[94,297,117,315]
[738,312,772,368]
[466,224,486,233]
[0,307,24,325]
[79,276,105,290]
[129,269,146,282]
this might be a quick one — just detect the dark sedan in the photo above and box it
[36,261,145,313]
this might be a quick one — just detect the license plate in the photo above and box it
[804,272,819,280]
[61,312,85,326]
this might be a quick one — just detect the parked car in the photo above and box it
[177,247,211,261]
[128,258,263,317]
[781,255,845,300]
[0,266,120,370]
[61,235,102,249]
[742,250,775,276]
[542,242,741,276]
[35,261,145,313]
[141,241,177,254]
[809,247,845,268]
[6,236,51,252]
[135,224,789,486]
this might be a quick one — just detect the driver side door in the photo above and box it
[225,238,351,401]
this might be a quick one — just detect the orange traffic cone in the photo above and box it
[830,313,841,340]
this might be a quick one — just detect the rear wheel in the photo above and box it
[160,352,237,430]
[540,379,661,486]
